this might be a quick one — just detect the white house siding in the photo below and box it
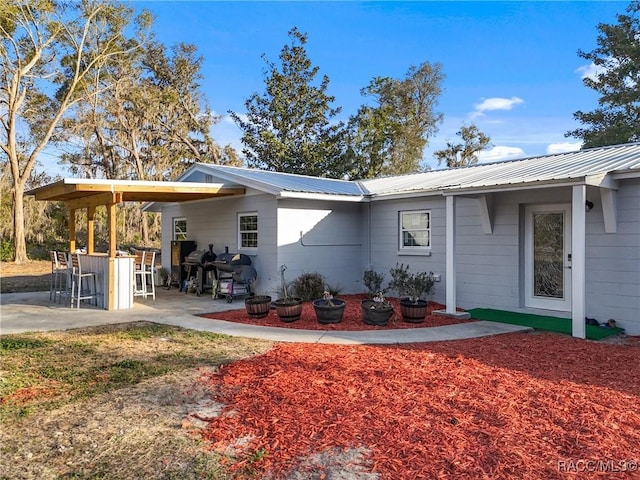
[585,178,640,335]
[367,197,447,304]
[160,191,278,295]
[275,199,366,296]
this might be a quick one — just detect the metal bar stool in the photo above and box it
[69,253,100,309]
[141,250,156,300]
[49,251,61,301]
[54,251,71,304]
[133,251,146,298]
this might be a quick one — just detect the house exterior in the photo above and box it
[147,142,640,337]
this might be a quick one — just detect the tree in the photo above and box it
[347,62,445,179]
[0,0,147,262]
[230,27,348,178]
[60,39,234,245]
[434,123,491,168]
[566,1,640,147]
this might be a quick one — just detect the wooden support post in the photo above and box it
[107,202,117,258]
[87,206,95,254]
[68,208,76,253]
[107,202,117,311]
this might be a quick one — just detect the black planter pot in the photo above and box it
[361,299,394,326]
[244,295,272,319]
[399,298,429,323]
[273,297,304,322]
[313,298,346,324]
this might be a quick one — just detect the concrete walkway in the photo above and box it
[0,289,532,344]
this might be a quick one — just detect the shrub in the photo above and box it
[389,263,434,303]
[0,240,14,261]
[362,269,387,297]
[290,272,326,301]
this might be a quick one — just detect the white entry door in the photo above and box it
[524,204,572,311]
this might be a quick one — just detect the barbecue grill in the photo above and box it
[182,244,217,295]
[211,248,257,302]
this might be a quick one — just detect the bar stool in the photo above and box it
[141,251,156,300]
[49,251,63,301]
[133,251,146,298]
[69,253,100,309]
[55,251,71,304]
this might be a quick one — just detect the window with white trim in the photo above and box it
[238,213,258,249]
[173,218,188,240]
[399,210,430,251]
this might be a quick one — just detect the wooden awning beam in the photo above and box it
[65,192,123,210]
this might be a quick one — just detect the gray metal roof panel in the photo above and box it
[189,143,640,198]
[361,142,640,194]
[197,164,367,196]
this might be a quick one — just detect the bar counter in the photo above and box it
[80,253,134,310]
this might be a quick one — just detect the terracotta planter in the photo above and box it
[244,295,272,319]
[399,298,428,323]
[273,297,304,322]
[313,298,346,324]
[361,299,394,326]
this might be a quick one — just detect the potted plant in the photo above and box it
[273,265,303,322]
[360,269,394,326]
[157,266,170,287]
[313,291,346,324]
[244,294,272,319]
[361,292,394,326]
[389,263,434,323]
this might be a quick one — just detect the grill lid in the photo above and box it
[184,250,208,264]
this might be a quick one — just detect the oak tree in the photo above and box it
[434,123,491,168]
[0,0,146,262]
[347,62,445,179]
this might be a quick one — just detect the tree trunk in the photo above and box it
[12,184,28,263]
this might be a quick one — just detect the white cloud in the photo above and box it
[476,145,525,163]
[575,62,605,81]
[546,142,582,155]
[474,96,524,114]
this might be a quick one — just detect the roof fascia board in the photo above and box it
[277,191,368,202]
[441,179,586,196]
[611,170,640,180]
[368,190,442,201]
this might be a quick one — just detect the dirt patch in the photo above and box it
[1,369,229,479]
[1,260,51,293]
[0,323,273,479]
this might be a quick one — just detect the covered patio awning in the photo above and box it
[27,178,245,257]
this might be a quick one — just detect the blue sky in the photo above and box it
[45,1,628,174]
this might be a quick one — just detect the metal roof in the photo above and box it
[188,143,640,199]
[195,163,367,196]
[361,142,640,196]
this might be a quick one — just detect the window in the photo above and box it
[173,218,187,240]
[399,210,430,251]
[238,213,258,249]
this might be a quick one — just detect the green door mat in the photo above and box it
[467,308,624,340]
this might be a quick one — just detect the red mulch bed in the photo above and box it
[200,295,473,330]
[196,332,640,479]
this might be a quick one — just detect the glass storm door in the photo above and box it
[524,204,572,311]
